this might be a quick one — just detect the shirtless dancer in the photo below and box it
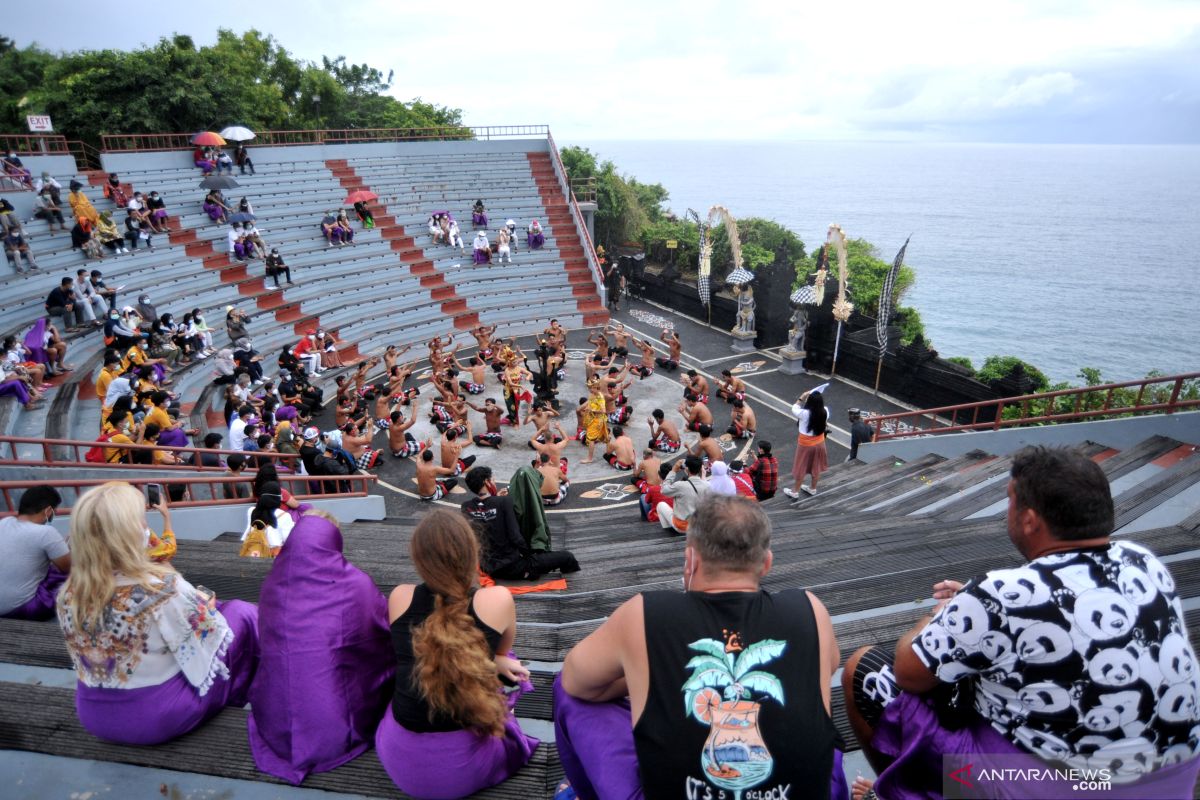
[388,402,427,458]
[655,329,681,371]
[466,397,506,448]
[415,448,456,500]
[353,356,380,397]
[536,452,569,507]
[523,399,560,441]
[632,449,664,490]
[342,420,382,471]
[530,423,572,475]
[440,422,477,476]
[648,408,682,453]
[470,324,499,361]
[605,322,630,359]
[681,369,709,404]
[382,343,413,375]
[388,361,420,404]
[603,375,634,426]
[454,354,489,395]
[679,396,713,432]
[587,329,610,365]
[603,425,637,471]
[716,369,747,403]
[630,337,656,379]
[728,397,757,440]
[689,423,725,473]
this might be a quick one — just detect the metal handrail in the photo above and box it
[0,434,302,470]
[866,371,1200,441]
[0,473,377,516]
[570,177,597,204]
[0,134,72,155]
[101,125,551,153]
[546,131,606,307]
[65,139,104,171]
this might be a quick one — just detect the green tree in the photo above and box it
[0,40,54,133]
[977,356,1050,392]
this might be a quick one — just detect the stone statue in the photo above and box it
[786,306,808,354]
[732,284,756,335]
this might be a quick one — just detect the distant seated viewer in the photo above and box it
[57,482,259,745]
[247,511,394,784]
[0,486,69,620]
[527,219,544,249]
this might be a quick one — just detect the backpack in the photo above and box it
[239,520,275,559]
[85,430,118,463]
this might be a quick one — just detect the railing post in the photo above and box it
[1168,378,1183,414]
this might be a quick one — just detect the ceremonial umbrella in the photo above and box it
[229,212,256,224]
[219,126,256,142]
[725,267,755,285]
[199,175,240,190]
[192,131,227,146]
[345,190,378,205]
[790,285,817,305]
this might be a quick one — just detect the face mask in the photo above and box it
[140,343,149,350]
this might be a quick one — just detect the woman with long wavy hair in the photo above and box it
[785,388,830,498]
[57,481,259,745]
[375,509,538,799]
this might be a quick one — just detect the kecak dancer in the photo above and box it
[501,351,534,425]
[579,377,610,464]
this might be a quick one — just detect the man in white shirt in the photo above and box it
[229,404,254,451]
[0,486,70,620]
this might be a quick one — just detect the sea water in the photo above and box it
[576,140,1200,384]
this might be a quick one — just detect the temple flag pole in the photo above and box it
[831,320,844,377]
[874,356,884,393]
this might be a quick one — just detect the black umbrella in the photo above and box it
[199,176,240,190]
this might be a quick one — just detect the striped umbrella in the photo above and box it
[725,267,754,285]
[876,237,911,355]
[790,285,817,305]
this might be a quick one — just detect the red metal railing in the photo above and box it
[867,372,1200,441]
[547,131,606,302]
[0,473,376,516]
[0,435,302,471]
[0,134,72,155]
[66,139,104,171]
[101,125,550,153]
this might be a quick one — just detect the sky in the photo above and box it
[8,0,1200,143]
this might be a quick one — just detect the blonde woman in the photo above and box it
[57,482,259,745]
[375,509,537,799]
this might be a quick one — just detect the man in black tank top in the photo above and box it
[554,494,848,800]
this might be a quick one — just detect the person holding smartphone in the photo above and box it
[56,481,260,746]
[144,485,176,563]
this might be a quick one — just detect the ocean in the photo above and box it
[574,140,1200,385]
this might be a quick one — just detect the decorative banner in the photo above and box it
[812,245,829,307]
[827,225,854,323]
[877,236,911,356]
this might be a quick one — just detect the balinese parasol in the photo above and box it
[219,126,256,142]
[725,267,754,285]
[199,176,240,190]
[192,131,227,146]
[790,285,817,305]
[345,190,378,205]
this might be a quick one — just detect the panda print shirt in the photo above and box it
[912,540,1200,782]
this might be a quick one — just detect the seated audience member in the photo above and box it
[146,191,170,229]
[57,482,259,745]
[472,230,491,264]
[706,460,738,496]
[46,276,84,331]
[228,223,251,260]
[3,150,33,186]
[446,218,465,253]
[334,210,355,244]
[75,268,108,319]
[68,180,100,226]
[472,199,488,227]
[265,248,292,286]
[5,227,40,273]
[316,329,343,368]
[203,189,230,223]
[374,509,539,799]
[727,460,757,499]
[194,146,215,174]
[461,466,579,579]
[223,453,252,500]
[353,200,374,228]
[215,150,235,175]
[496,226,512,264]
[241,482,294,557]
[32,189,66,232]
[35,172,64,204]
[0,487,69,620]
[320,211,345,246]
[235,144,255,175]
[555,494,846,800]
[843,446,1200,799]
[71,218,105,261]
[745,440,778,501]
[657,455,711,534]
[527,219,545,249]
[247,510,394,784]
[103,173,129,208]
[95,211,126,255]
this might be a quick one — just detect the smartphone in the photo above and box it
[146,483,162,507]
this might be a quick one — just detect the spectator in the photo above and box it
[129,191,166,234]
[316,329,343,368]
[46,276,84,331]
[89,270,119,308]
[195,432,224,467]
[727,459,758,499]
[193,145,215,174]
[320,211,345,246]
[134,423,178,466]
[472,199,488,227]
[123,208,145,251]
[353,199,374,228]
[32,189,66,232]
[226,306,250,344]
[57,481,259,745]
[527,219,544,249]
[215,150,235,175]
[75,268,108,318]
[2,149,32,187]
[228,223,252,260]
[0,197,25,236]
[461,466,579,578]
[505,218,518,252]
[657,455,711,534]
[241,482,294,556]
[472,230,491,264]
[190,308,214,353]
[844,446,1200,798]
[247,510,393,784]
[334,210,356,244]
[847,408,876,461]
[203,189,231,223]
[0,486,69,620]
[555,494,845,800]
[104,308,141,350]
[223,453,252,499]
[95,211,127,255]
[242,220,267,259]
[103,173,130,208]
[2,334,50,392]
[67,180,100,226]
[745,440,778,501]
[265,248,292,287]
[146,190,169,229]
[234,144,255,176]
[706,460,738,496]
[784,389,828,498]
[495,226,512,264]
[35,172,63,204]
[27,317,71,374]
[374,509,539,798]
[71,217,105,261]
[446,217,465,253]
[5,227,40,274]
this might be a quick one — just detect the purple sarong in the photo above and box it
[2,565,66,621]
[22,318,49,366]
[157,427,189,448]
[874,692,1200,800]
[0,379,30,407]
[247,516,394,784]
[473,248,490,265]
[203,202,223,221]
[528,232,545,250]
[552,675,848,800]
[75,599,259,745]
[473,212,488,227]
[274,405,298,422]
[375,671,538,799]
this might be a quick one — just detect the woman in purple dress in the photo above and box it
[375,509,538,799]
[472,199,488,227]
[57,481,259,745]
[527,219,545,250]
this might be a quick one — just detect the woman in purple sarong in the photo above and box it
[203,189,230,223]
[57,481,259,746]
[375,509,538,799]
[472,199,488,228]
[247,511,394,784]
[527,219,545,250]
[472,230,491,265]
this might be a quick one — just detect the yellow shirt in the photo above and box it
[95,367,118,402]
[106,432,133,463]
[145,405,172,431]
[122,346,147,373]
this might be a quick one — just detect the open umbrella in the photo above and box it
[192,131,227,146]
[790,285,817,305]
[219,126,256,142]
[199,176,240,190]
[344,190,378,205]
[725,267,755,285]
[229,212,256,224]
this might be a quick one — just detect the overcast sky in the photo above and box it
[9,0,1200,143]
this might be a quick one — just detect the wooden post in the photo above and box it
[873,357,884,394]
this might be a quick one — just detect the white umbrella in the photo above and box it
[725,267,754,285]
[219,126,256,142]
[790,285,817,305]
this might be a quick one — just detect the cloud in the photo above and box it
[994,72,1081,108]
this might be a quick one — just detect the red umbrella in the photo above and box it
[345,190,378,205]
[192,131,227,146]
